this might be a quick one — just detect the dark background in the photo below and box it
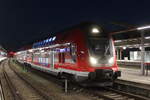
[0,0,150,51]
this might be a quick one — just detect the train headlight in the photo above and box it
[108,57,114,64]
[92,28,99,33]
[90,57,97,65]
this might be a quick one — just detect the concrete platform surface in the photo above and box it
[118,67,150,85]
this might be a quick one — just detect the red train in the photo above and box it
[15,22,121,86]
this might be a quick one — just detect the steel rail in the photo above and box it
[8,60,51,100]
[2,62,23,100]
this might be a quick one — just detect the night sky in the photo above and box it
[1,0,150,51]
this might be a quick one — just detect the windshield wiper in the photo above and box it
[104,45,110,56]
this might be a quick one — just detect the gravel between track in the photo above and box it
[10,59,102,100]
[4,60,46,100]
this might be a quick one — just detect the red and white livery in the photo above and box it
[15,22,121,86]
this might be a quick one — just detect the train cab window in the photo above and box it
[88,38,112,56]
[88,37,115,66]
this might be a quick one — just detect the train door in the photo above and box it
[58,50,65,64]
[58,44,77,64]
[64,44,77,64]
[61,53,65,63]
[70,44,77,63]
[49,50,54,69]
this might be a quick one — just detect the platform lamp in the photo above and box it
[137,25,150,75]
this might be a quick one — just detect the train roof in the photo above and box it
[18,22,102,51]
[36,22,103,41]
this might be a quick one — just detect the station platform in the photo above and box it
[114,66,150,98]
[118,67,150,85]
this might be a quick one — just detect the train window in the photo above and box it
[65,51,75,63]
[33,51,40,63]
[26,51,33,62]
[58,53,61,63]
[88,38,115,66]
[88,38,112,56]
[54,51,59,63]
[62,53,65,63]
[70,44,77,63]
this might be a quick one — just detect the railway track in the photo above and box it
[0,60,51,100]
[8,60,52,100]
[0,82,4,100]
[87,87,149,100]
[0,61,20,100]
[3,65,23,100]
[11,59,150,100]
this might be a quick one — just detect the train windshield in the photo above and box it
[89,38,111,55]
[88,37,114,66]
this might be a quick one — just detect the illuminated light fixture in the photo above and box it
[123,46,126,50]
[28,49,33,52]
[49,38,52,42]
[92,28,99,33]
[17,52,21,54]
[139,46,142,50]
[114,40,122,43]
[137,25,150,30]
[60,48,66,52]
[145,36,150,39]
[52,36,56,41]
[45,47,49,49]
[90,57,97,65]
[46,39,49,43]
[108,57,114,64]
[145,43,150,46]
[33,36,57,48]
[41,50,44,53]
[39,48,42,50]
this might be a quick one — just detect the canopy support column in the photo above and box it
[140,30,145,75]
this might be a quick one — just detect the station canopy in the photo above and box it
[106,23,150,48]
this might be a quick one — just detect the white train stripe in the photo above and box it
[26,62,89,77]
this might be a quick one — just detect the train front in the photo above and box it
[83,24,121,86]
